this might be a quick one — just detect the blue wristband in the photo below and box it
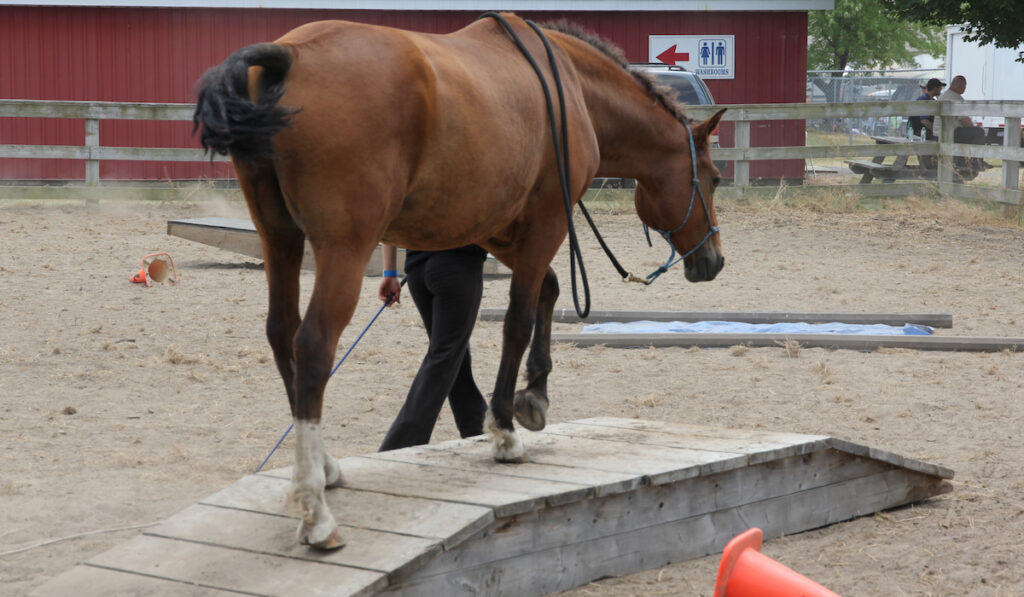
[383,269,398,278]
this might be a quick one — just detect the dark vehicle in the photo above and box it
[633,63,717,107]
[592,64,723,189]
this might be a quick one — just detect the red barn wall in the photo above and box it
[0,6,805,181]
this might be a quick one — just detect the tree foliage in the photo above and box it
[881,0,1023,62]
[808,0,946,73]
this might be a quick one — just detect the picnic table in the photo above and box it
[846,135,981,184]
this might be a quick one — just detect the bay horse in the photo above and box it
[193,13,725,550]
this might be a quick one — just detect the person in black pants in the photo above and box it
[377,244,489,451]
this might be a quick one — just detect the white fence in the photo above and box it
[2,98,1022,207]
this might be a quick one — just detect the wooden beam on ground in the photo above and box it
[479,307,953,328]
[552,332,1022,352]
[167,217,510,276]
[32,418,953,597]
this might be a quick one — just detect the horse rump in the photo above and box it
[192,43,297,164]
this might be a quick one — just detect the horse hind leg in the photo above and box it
[238,165,345,490]
[289,242,374,550]
[513,267,558,431]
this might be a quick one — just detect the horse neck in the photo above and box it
[568,55,690,183]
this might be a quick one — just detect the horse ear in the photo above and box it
[693,108,727,142]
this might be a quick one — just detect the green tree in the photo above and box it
[809,0,945,101]
[881,0,1022,62]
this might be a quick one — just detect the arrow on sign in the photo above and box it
[656,45,690,65]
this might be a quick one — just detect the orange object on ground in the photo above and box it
[714,528,842,597]
[129,252,178,286]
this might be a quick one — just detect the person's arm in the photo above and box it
[378,244,401,306]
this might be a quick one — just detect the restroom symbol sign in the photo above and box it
[648,35,734,79]
[699,39,728,67]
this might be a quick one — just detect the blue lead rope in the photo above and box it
[255,277,406,473]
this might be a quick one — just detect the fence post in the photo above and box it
[1002,116,1021,216]
[937,105,955,191]
[734,120,750,188]
[85,118,99,185]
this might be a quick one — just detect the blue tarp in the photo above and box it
[581,321,934,336]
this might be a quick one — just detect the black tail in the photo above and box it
[192,43,296,164]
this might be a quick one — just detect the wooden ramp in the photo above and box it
[167,217,511,277]
[479,307,954,328]
[32,418,953,597]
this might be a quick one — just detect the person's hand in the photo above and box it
[378,277,401,306]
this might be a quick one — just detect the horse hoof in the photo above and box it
[486,411,527,463]
[513,389,548,431]
[299,522,345,551]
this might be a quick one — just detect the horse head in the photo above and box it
[634,108,727,282]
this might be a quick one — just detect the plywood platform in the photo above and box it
[167,217,511,277]
[32,418,953,597]
[479,307,954,328]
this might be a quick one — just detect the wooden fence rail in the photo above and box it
[1,98,1022,206]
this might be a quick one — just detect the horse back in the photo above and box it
[266,18,599,250]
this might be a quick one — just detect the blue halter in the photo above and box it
[640,118,720,285]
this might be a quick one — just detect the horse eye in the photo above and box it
[712,176,721,187]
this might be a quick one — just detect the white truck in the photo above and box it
[945,25,1024,142]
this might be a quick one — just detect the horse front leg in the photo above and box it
[288,244,368,550]
[514,266,559,431]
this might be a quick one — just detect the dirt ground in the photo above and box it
[1,195,1022,596]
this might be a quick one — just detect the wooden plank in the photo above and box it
[87,535,386,597]
[390,467,950,596]
[260,457,592,518]
[366,430,742,493]
[29,564,242,597]
[166,217,510,277]
[564,418,953,479]
[201,473,494,550]
[939,181,1022,206]
[0,185,240,202]
[0,143,90,160]
[830,438,954,479]
[563,417,831,466]
[364,436,647,500]
[571,416,827,442]
[478,307,953,328]
[167,217,265,260]
[148,504,441,581]
[717,182,935,200]
[553,332,1024,352]
[0,98,196,120]
[543,421,829,470]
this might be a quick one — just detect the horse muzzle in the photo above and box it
[684,243,724,282]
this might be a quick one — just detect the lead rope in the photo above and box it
[480,12,591,318]
[580,118,719,286]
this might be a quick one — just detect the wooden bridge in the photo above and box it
[31,417,952,597]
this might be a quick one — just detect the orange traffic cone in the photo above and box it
[714,528,841,597]
[129,253,178,286]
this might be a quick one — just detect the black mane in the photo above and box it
[542,20,692,125]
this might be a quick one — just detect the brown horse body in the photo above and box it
[194,13,725,549]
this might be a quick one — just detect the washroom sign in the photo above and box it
[648,35,735,79]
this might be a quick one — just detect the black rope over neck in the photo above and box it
[478,12,591,318]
